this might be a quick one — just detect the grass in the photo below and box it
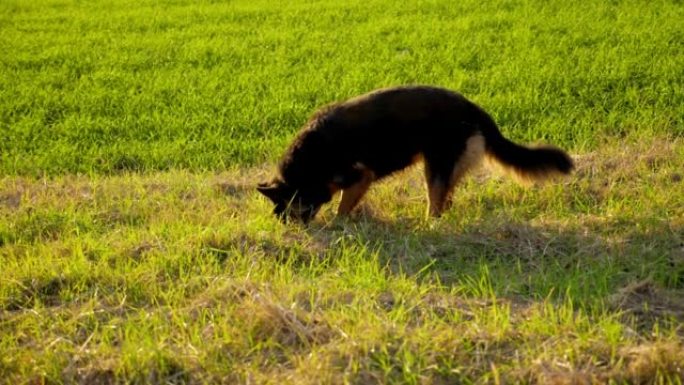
[1,0,683,175]
[1,0,684,383]
[2,140,683,383]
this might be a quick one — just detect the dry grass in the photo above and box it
[1,139,683,383]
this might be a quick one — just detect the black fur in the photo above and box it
[258,86,573,223]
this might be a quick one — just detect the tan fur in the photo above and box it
[484,145,569,185]
[337,165,375,215]
[426,180,449,217]
[450,135,486,186]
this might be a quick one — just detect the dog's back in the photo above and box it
[283,86,483,180]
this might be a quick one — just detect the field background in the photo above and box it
[1,0,684,383]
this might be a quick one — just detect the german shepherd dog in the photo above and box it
[258,86,573,223]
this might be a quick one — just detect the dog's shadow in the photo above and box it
[300,210,684,324]
[310,213,598,281]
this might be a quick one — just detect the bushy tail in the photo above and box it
[478,113,574,183]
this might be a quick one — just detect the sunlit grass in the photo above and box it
[1,0,682,174]
[1,0,683,382]
[2,139,683,383]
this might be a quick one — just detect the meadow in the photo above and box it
[1,0,683,383]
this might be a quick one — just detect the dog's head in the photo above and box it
[256,179,328,223]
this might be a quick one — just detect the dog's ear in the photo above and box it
[256,180,286,203]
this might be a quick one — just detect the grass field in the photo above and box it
[1,0,684,383]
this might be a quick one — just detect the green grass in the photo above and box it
[1,0,683,175]
[2,0,684,383]
[1,141,683,383]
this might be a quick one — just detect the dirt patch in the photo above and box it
[608,279,684,332]
[0,191,22,210]
[214,181,252,197]
[616,342,684,384]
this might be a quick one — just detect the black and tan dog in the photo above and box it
[258,86,573,223]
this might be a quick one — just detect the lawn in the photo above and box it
[1,0,683,383]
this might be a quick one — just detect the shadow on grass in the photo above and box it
[303,211,684,332]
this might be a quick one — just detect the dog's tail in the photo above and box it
[478,109,574,183]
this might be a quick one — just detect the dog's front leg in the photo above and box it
[337,167,375,216]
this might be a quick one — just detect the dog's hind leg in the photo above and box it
[425,175,450,217]
[337,166,375,216]
[444,134,485,210]
[424,134,485,218]
[424,152,459,217]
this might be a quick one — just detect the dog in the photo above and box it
[257,85,573,223]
